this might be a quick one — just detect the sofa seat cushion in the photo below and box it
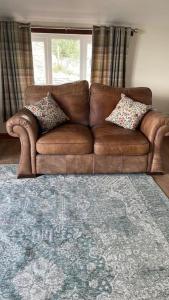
[36,123,93,155]
[92,123,149,155]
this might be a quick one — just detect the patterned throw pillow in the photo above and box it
[25,93,69,132]
[105,94,152,130]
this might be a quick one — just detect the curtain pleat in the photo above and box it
[91,26,131,87]
[0,21,34,121]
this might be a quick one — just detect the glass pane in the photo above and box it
[32,41,46,84]
[52,39,80,84]
[86,43,92,82]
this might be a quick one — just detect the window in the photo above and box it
[32,33,92,85]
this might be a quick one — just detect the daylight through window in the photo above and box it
[32,33,92,85]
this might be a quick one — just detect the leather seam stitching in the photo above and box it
[94,143,149,146]
[37,142,92,145]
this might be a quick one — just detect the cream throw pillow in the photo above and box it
[25,93,69,132]
[105,93,152,130]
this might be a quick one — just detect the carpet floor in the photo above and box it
[0,165,169,299]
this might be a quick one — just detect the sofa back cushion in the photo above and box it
[25,80,89,125]
[90,83,152,127]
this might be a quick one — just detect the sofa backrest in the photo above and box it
[25,80,90,126]
[90,83,152,127]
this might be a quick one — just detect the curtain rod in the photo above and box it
[19,24,138,33]
[0,20,138,32]
[31,26,92,31]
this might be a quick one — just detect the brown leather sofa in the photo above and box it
[6,80,169,178]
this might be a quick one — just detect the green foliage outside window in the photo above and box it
[52,39,80,76]
[52,39,80,60]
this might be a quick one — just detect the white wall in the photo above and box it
[126,26,169,113]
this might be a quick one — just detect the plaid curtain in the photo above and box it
[0,21,34,121]
[91,26,131,87]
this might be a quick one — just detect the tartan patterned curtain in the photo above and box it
[0,21,34,121]
[91,26,131,87]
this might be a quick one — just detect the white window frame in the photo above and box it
[32,33,92,84]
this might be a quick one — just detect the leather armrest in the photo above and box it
[6,108,39,177]
[140,110,169,172]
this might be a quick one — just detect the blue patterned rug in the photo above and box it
[0,165,169,300]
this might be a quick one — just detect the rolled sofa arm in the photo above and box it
[6,108,39,178]
[140,110,169,173]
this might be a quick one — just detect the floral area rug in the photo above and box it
[0,165,169,299]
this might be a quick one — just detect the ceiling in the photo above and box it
[0,0,169,27]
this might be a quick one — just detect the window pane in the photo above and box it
[86,43,92,82]
[32,41,46,84]
[51,39,80,84]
